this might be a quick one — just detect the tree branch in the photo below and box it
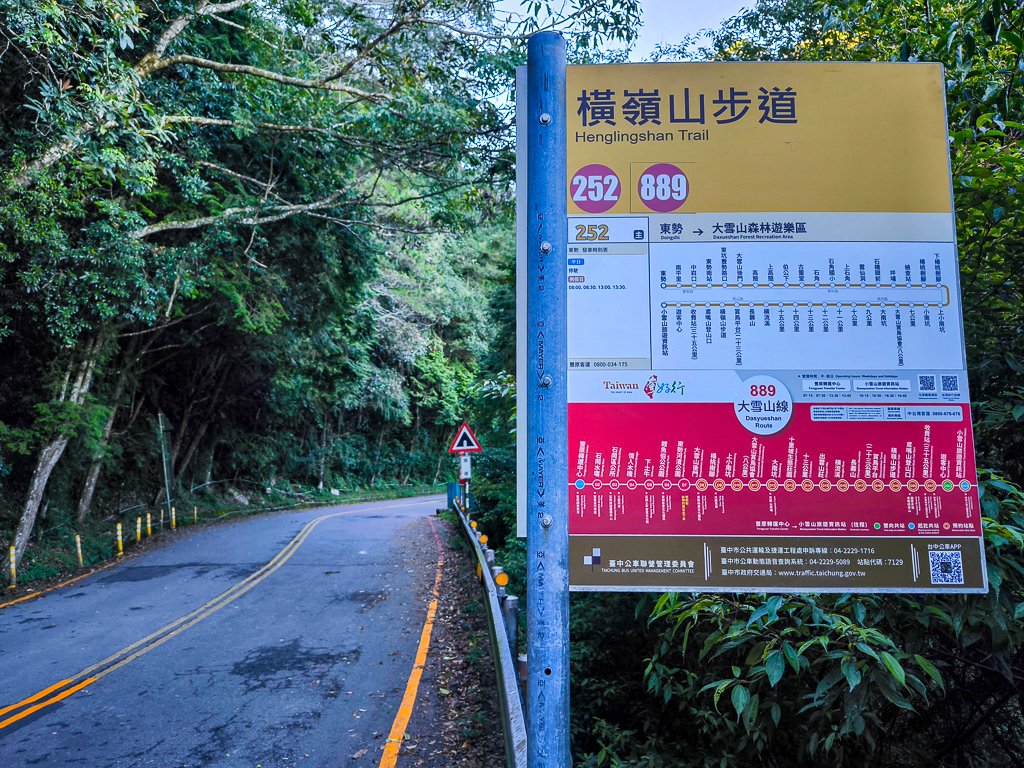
[408,16,510,42]
[163,114,334,135]
[196,158,279,192]
[144,55,391,101]
[319,15,410,84]
[130,190,349,238]
[130,181,474,239]
[135,0,254,75]
[9,119,117,188]
[10,0,253,188]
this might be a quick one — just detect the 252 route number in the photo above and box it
[570,164,620,214]
[575,224,609,241]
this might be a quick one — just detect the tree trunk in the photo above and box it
[12,337,101,573]
[369,429,385,486]
[174,357,229,484]
[75,372,128,523]
[317,420,330,490]
[13,435,73,568]
[175,420,210,489]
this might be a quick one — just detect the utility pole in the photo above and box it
[525,31,570,767]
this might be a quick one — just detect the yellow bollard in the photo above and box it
[146,512,152,537]
[8,546,15,589]
[136,517,142,542]
[193,506,198,525]
[171,506,176,530]
[116,523,124,557]
[75,535,84,568]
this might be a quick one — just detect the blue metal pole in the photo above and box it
[525,31,569,767]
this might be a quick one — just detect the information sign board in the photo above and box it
[558,62,985,592]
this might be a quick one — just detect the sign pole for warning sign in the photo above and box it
[448,421,482,512]
[524,31,570,768]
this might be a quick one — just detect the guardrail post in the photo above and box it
[518,653,529,717]
[526,30,570,767]
[491,566,507,598]
[503,594,520,666]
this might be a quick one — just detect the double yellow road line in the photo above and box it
[0,504,417,730]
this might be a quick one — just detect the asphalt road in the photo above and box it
[0,495,447,767]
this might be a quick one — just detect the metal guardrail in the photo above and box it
[449,502,528,768]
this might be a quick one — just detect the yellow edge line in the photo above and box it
[0,678,97,729]
[378,520,445,768]
[0,561,120,611]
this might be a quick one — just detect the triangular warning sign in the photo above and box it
[448,421,482,454]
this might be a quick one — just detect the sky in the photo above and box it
[631,0,749,60]
[494,0,751,58]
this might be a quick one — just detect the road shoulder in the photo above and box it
[396,517,504,767]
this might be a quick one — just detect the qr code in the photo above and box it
[941,375,959,393]
[929,550,964,585]
[918,375,936,392]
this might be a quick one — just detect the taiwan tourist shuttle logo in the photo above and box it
[644,374,657,399]
[601,375,686,399]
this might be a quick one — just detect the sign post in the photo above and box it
[460,454,472,509]
[524,31,570,768]
[449,421,483,512]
